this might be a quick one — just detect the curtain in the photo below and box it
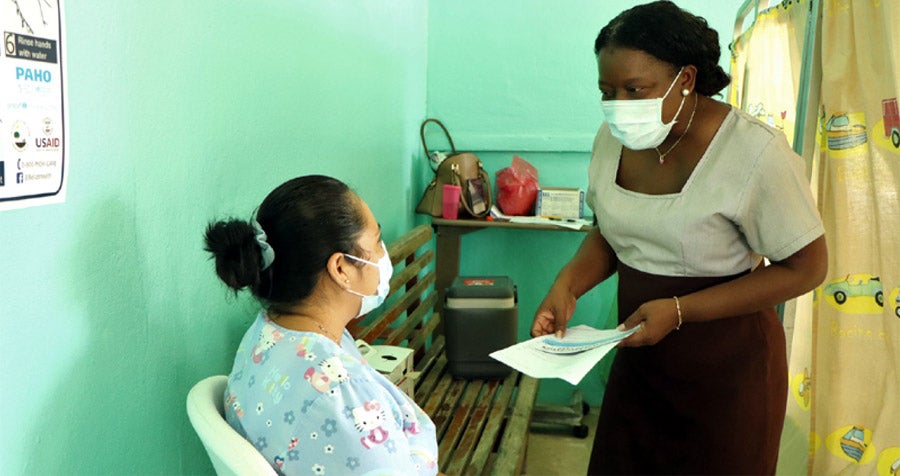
[731,1,900,474]
[806,0,900,473]
[729,2,808,147]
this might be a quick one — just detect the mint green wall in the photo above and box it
[0,1,426,474]
[424,0,740,405]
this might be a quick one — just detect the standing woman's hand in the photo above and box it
[531,284,578,338]
[617,298,681,347]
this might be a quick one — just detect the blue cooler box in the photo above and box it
[444,276,517,379]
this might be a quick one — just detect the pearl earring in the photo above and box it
[682,89,690,97]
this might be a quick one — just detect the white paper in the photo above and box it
[489,325,637,385]
[489,205,592,230]
[508,216,590,230]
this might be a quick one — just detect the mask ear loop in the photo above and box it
[344,240,388,268]
[661,66,687,126]
[344,253,377,267]
[342,242,389,298]
[662,66,685,97]
[341,251,373,299]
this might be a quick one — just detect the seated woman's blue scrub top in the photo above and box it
[224,312,439,475]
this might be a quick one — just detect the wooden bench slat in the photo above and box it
[490,374,540,475]
[386,248,434,296]
[430,378,467,440]
[414,335,446,406]
[437,380,485,470]
[420,356,453,418]
[385,225,433,266]
[467,371,519,473]
[443,378,500,475]
[385,291,438,347]
[415,333,445,372]
[350,270,435,343]
[406,312,441,358]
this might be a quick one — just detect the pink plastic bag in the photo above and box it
[496,155,539,215]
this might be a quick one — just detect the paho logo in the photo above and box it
[16,67,52,82]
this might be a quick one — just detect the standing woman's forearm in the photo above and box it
[532,227,620,337]
[679,236,827,323]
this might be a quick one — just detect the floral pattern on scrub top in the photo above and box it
[224,312,439,475]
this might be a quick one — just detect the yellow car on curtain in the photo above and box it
[822,273,884,314]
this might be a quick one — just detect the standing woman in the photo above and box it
[530,1,827,474]
[205,175,439,475]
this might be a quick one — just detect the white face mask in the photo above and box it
[343,242,392,318]
[600,67,685,150]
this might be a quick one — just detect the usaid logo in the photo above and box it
[35,137,60,149]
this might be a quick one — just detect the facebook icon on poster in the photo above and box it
[17,172,24,184]
[0,161,4,186]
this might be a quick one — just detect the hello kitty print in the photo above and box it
[223,312,438,475]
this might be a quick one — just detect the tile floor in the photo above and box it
[523,406,599,475]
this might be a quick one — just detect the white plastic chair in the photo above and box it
[186,375,277,476]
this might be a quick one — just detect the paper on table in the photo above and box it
[489,325,637,385]
[489,205,591,230]
[508,216,590,230]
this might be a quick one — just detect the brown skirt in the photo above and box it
[588,263,787,475]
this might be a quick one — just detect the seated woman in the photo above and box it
[204,175,439,475]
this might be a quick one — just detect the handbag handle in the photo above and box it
[420,118,457,159]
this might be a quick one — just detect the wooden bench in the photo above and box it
[348,224,539,475]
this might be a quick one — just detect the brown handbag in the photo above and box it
[415,119,492,218]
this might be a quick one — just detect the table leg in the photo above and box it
[433,225,478,334]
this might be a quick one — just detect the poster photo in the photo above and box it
[1,0,68,211]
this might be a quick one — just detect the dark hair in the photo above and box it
[594,0,731,96]
[204,175,366,312]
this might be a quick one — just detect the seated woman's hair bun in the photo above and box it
[204,219,267,292]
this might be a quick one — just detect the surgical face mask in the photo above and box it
[343,242,392,318]
[600,67,685,150]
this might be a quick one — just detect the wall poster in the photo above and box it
[1,0,67,211]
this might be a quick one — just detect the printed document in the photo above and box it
[489,325,637,385]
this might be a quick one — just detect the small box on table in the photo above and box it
[535,187,584,219]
